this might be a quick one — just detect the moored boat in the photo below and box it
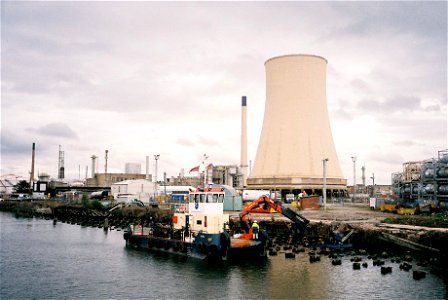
[123,187,268,261]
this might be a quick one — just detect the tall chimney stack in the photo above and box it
[105,150,109,174]
[30,142,35,186]
[91,155,97,178]
[240,96,248,187]
[58,145,65,179]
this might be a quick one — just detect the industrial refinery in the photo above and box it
[1,54,446,212]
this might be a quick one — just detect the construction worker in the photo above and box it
[224,222,230,234]
[252,220,259,240]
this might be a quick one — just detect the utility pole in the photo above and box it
[154,154,160,199]
[164,172,167,196]
[105,150,109,186]
[351,156,357,202]
[323,158,329,210]
[30,142,35,194]
[203,154,209,186]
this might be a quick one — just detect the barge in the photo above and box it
[123,187,269,261]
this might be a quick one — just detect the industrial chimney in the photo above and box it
[30,142,35,185]
[58,145,65,180]
[146,156,150,180]
[240,96,248,187]
[247,54,347,193]
[91,155,97,178]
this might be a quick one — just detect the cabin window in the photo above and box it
[207,194,214,203]
[196,220,202,225]
[218,194,224,203]
[190,194,198,203]
[200,194,206,203]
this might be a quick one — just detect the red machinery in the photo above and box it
[238,195,310,240]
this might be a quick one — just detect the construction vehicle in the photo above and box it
[320,229,354,249]
[238,195,310,240]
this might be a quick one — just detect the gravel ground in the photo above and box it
[231,203,393,225]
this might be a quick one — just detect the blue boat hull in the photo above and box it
[124,230,268,261]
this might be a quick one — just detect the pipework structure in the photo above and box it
[392,149,448,209]
[247,54,347,198]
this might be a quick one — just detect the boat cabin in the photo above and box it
[172,187,229,234]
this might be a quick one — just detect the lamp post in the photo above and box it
[163,172,167,197]
[154,154,160,199]
[203,154,209,186]
[351,156,357,202]
[323,158,329,210]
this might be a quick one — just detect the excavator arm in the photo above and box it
[240,195,310,236]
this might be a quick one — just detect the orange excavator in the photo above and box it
[238,195,310,240]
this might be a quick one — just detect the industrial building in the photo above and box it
[110,179,154,204]
[85,173,147,187]
[247,54,347,198]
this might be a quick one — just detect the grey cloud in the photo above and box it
[350,79,371,93]
[176,138,195,147]
[330,107,354,121]
[388,96,421,111]
[328,2,447,39]
[366,151,404,166]
[0,131,32,156]
[356,96,422,114]
[1,1,446,182]
[27,123,79,139]
[393,140,422,148]
[378,112,446,147]
[424,105,442,112]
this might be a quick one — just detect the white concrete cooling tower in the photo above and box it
[247,54,347,193]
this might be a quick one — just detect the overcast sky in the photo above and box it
[1,1,447,185]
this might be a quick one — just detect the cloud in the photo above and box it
[26,123,79,139]
[0,131,31,156]
[1,1,446,185]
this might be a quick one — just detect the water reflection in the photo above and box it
[1,212,446,300]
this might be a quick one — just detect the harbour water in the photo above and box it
[1,211,446,300]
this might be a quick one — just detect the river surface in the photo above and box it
[1,212,446,299]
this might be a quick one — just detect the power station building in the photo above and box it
[247,54,347,197]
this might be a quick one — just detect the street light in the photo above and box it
[154,154,160,199]
[351,156,357,202]
[323,158,329,210]
[203,154,209,186]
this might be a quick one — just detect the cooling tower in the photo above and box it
[247,54,347,193]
